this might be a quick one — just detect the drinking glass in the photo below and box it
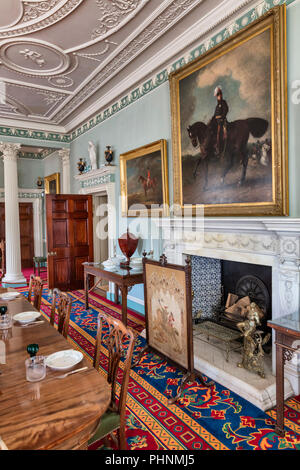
[25,356,46,382]
[0,313,12,330]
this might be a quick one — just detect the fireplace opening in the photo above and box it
[191,256,272,338]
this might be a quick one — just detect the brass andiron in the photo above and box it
[237,302,270,378]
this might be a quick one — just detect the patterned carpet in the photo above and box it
[18,282,300,451]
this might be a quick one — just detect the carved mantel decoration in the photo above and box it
[158,217,300,398]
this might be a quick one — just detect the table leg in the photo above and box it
[114,284,120,305]
[275,337,285,437]
[120,286,128,326]
[226,346,229,362]
[84,273,90,310]
[38,262,41,277]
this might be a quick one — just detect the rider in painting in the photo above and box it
[210,85,229,156]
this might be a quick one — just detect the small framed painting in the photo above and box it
[44,173,60,195]
[120,140,169,217]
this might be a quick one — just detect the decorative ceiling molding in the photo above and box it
[52,0,200,123]
[0,0,83,38]
[0,38,71,77]
[0,0,293,140]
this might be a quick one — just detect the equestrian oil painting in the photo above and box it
[170,6,288,216]
[120,140,169,217]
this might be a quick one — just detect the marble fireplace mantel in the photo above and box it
[74,165,116,191]
[156,217,300,409]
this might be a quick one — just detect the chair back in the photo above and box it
[27,274,43,311]
[93,313,135,421]
[50,288,72,338]
[0,240,5,281]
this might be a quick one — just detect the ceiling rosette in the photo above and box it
[0,0,83,38]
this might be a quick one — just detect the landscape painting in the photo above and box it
[169,6,288,216]
[120,140,169,216]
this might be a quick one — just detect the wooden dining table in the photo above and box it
[0,287,111,450]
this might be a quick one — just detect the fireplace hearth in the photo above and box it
[157,217,300,408]
[191,256,272,336]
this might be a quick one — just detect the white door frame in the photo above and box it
[0,189,44,258]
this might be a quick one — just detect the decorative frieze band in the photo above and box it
[74,166,116,189]
[0,126,70,143]
[0,189,44,199]
[80,173,115,189]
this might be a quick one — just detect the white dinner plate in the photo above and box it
[102,264,117,271]
[13,311,41,324]
[131,257,143,264]
[45,350,83,371]
[0,292,20,300]
[103,258,115,265]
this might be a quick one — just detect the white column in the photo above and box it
[0,142,26,285]
[59,148,70,194]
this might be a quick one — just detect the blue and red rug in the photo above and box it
[19,283,300,451]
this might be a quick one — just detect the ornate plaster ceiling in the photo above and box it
[0,0,257,133]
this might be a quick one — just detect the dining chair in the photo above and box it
[27,274,43,311]
[89,312,135,450]
[0,239,5,281]
[50,288,72,338]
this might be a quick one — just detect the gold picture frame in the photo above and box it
[44,172,60,195]
[169,5,288,216]
[120,139,169,217]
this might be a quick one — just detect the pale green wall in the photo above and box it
[70,81,172,254]
[0,157,44,188]
[43,150,62,177]
[70,84,171,309]
[0,135,68,188]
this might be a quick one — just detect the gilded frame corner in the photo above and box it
[44,172,60,195]
[169,4,288,217]
[120,139,169,217]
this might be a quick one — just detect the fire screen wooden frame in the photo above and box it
[133,254,213,404]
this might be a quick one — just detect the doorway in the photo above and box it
[93,194,109,296]
[0,202,34,269]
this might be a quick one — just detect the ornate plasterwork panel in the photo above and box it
[0,0,290,136]
[0,0,152,125]
[0,1,82,37]
[0,0,214,130]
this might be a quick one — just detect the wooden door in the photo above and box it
[46,194,93,291]
[0,202,34,268]
[19,203,34,268]
[0,204,4,240]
